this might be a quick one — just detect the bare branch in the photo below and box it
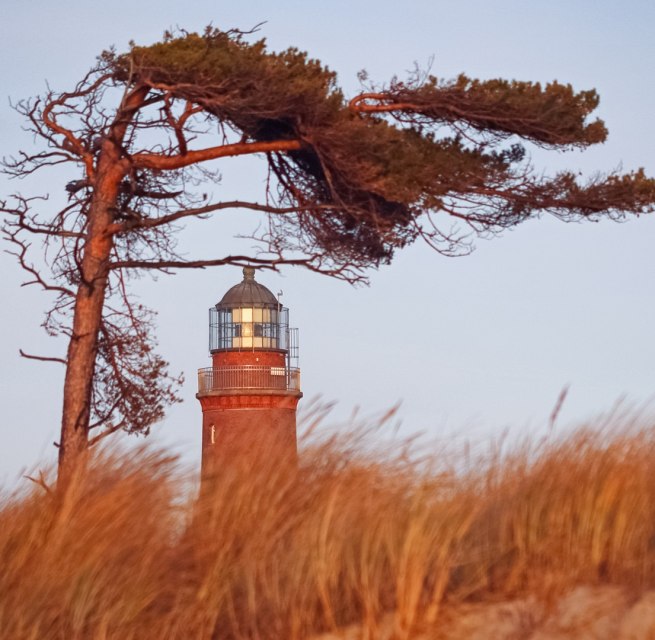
[106,200,332,234]
[88,421,125,447]
[110,254,365,283]
[19,349,67,365]
[41,70,114,178]
[3,227,76,297]
[114,255,298,270]
[131,139,302,171]
[24,471,53,495]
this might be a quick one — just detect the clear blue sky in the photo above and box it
[1,1,654,484]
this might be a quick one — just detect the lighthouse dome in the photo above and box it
[217,267,278,308]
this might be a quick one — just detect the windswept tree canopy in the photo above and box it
[107,28,654,264]
[3,26,655,480]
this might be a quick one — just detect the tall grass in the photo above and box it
[2,413,655,639]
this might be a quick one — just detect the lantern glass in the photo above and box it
[209,304,290,351]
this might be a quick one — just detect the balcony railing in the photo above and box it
[198,365,301,393]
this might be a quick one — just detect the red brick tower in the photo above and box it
[197,267,301,475]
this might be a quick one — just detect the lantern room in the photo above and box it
[209,266,292,352]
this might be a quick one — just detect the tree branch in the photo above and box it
[106,200,330,234]
[110,254,364,283]
[24,470,53,495]
[110,255,305,271]
[41,71,114,179]
[349,92,425,113]
[131,139,302,171]
[19,349,67,365]
[88,421,125,447]
[3,230,76,297]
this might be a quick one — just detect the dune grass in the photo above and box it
[1,411,655,639]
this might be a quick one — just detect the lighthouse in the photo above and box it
[196,267,302,476]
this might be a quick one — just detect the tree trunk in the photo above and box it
[57,159,124,489]
[56,86,150,489]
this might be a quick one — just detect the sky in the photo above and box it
[1,0,654,485]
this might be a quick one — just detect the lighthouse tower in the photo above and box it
[197,267,302,475]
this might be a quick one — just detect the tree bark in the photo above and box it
[56,86,149,489]
[57,152,126,488]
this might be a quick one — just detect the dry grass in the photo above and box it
[2,411,655,639]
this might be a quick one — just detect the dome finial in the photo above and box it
[243,266,256,282]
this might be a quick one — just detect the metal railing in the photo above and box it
[198,365,301,393]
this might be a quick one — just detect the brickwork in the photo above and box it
[211,350,286,368]
[199,390,301,475]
